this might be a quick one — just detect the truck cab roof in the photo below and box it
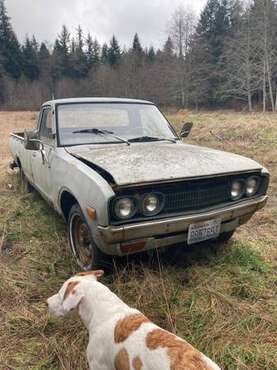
[42,97,154,107]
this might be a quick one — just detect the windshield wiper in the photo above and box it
[128,136,177,143]
[73,128,130,146]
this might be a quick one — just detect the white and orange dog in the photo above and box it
[47,271,220,370]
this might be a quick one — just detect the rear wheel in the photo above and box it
[68,204,106,270]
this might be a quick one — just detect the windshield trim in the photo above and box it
[55,101,179,147]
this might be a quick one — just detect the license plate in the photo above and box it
[187,219,221,245]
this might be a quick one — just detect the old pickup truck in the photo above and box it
[9,98,269,269]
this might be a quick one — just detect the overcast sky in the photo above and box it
[6,0,206,49]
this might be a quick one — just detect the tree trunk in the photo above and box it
[263,60,267,112]
[275,85,277,111]
[248,91,253,112]
[267,61,275,112]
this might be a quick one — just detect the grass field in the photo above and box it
[0,111,276,370]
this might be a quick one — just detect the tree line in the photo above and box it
[0,0,277,111]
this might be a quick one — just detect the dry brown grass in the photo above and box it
[0,110,276,370]
[0,111,37,160]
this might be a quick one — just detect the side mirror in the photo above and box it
[24,129,41,151]
[180,122,193,138]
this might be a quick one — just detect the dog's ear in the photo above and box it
[62,280,84,313]
[75,270,105,280]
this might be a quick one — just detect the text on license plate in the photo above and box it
[187,219,221,245]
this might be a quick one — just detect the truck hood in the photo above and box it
[67,143,262,186]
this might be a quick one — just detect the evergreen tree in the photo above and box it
[39,42,50,61]
[197,0,231,63]
[108,36,121,66]
[229,0,244,34]
[52,25,71,79]
[92,39,101,65]
[146,46,155,63]
[22,36,40,80]
[71,25,88,78]
[132,33,143,55]
[101,42,109,64]
[38,42,51,80]
[0,0,22,79]
[86,33,93,68]
[86,34,100,68]
[31,35,39,52]
[193,0,232,105]
[163,36,174,57]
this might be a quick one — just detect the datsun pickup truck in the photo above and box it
[9,98,269,269]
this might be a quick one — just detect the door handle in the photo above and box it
[32,153,37,158]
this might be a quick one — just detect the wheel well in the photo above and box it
[60,191,78,221]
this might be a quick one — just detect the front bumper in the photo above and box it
[97,196,268,245]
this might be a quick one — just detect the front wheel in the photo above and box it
[68,204,106,270]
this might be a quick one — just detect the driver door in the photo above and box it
[31,106,55,202]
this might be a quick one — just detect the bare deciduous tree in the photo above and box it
[168,5,196,108]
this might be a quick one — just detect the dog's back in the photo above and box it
[107,312,220,370]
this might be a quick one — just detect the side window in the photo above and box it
[39,108,53,143]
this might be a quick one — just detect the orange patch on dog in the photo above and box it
[75,270,104,279]
[63,281,80,300]
[114,348,130,370]
[146,329,209,370]
[114,313,150,343]
[132,356,143,370]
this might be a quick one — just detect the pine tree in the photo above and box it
[52,25,71,79]
[86,34,100,67]
[132,33,143,55]
[31,35,39,52]
[146,46,155,63]
[0,0,22,79]
[71,25,88,78]
[101,43,109,64]
[229,0,244,34]
[38,42,51,82]
[86,33,93,68]
[193,0,232,105]
[108,36,121,66]
[163,37,174,57]
[22,36,40,80]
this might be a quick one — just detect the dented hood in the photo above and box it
[66,143,262,186]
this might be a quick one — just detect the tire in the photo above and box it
[68,203,107,270]
[217,230,235,243]
[19,168,33,193]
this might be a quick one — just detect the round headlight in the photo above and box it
[114,198,136,220]
[246,176,259,197]
[142,193,163,216]
[231,180,244,200]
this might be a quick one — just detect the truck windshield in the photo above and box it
[57,103,178,146]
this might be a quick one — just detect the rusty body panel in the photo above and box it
[9,98,269,257]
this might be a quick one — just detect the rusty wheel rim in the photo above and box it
[71,215,92,268]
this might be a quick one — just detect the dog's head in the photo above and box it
[47,270,104,317]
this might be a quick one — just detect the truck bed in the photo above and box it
[11,132,24,139]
